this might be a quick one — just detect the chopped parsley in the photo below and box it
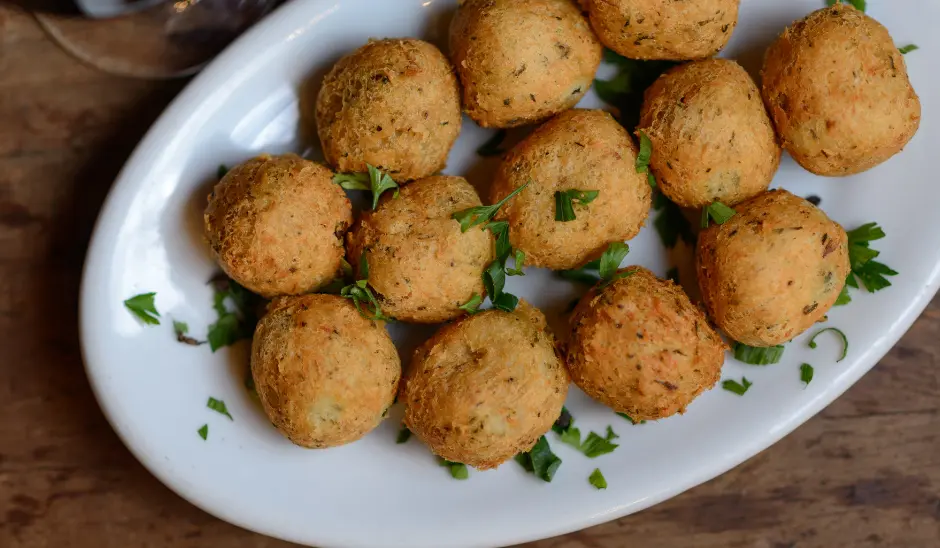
[635,130,655,187]
[842,222,898,302]
[701,201,736,228]
[808,327,848,362]
[617,412,646,425]
[515,436,562,482]
[554,189,600,222]
[595,50,676,130]
[206,276,259,352]
[599,242,630,280]
[559,264,602,285]
[477,129,508,157]
[898,44,919,54]
[733,342,785,365]
[492,292,520,312]
[557,424,584,450]
[554,421,619,458]
[552,407,573,434]
[452,182,529,232]
[173,320,204,346]
[483,261,506,301]
[341,280,392,321]
[197,424,208,440]
[722,377,752,396]
[458,293,483,315]
[333,164,399,210]
[506,249,526,276]
[654,197,695,249]
[487,220,512,263]
[588,468,608,490]
[800,363,815,386]
[396,427,412,444]
[124,292,160,325]
[827,0,866,12]
[438,458,469,480]
[206,397,233,420]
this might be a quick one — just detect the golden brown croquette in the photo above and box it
[402,301,568,469]
[346,175,493,323]
[489,109,651,270]
[203,154,352,299]
[449,0,603,128]
[697,189,851,347]
[761,4,921,176]
[567,266,726,421]
[251,294,401,448]
[315,38,461,181]
[638,59,780,208]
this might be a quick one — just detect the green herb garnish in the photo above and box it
[477,129,508,157]
[173,320,204,346]
[333,164,399,210]
[898,44,919,54]
[483,260,506,300]
[722,377,752,395]
[452,182,529,232]
[844,222,898,297]
[486,220,512,262]
[800,363,814,386]
[124,292,160,325]
[198,424,208,440]
[827,0,866,12]
[616,412,646,425]
[599,242,630,280]
[396,427,412,444]
[207,397,233,420]
[552,407,573,434]
[206,276,259,352]
[701,201,736,228]
[595,51,676,130]
[554,189,599,222]
[506,249,526,276]
[492,292,519,312]
[733,342,785,365]
[438,458,469,480]
[654,198,695,249]
[515,436,562,482]
[554,423,619,458]
[458,293,483,315]
[341,280,392,322]
[588,468,608,490]
[635,130,655,187]
[808,327,848,362]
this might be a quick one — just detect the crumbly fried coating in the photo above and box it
[761,4,921,176]
[567,266,726,421]
[203,154,352,298]
[489,109,651,270]
[251,294,401,448]
[638,59,780,208]
[315,38,461,181]
[402,301,569,469]
[697,189,850,346]
[346,175,493,323]
[449,0,603,128]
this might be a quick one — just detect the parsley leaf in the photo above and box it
[559,265,601,285]
[458,293,483,315]
[492,292,519,312]
[552,407,573,434]
[588,468,608,489]
[396,427,412,444]
[617,412,646,425]
[701,201,737,228]
[800,363,814,386]
[453,182,529,232]
[898,44,919,54]
[506,249,526,276]
[595,51,676,130]
[206,397,233,420]
[554,189,599,222]
[124,292,160,325]
[340,281,393,322]
[515,436,562,482]
[599,242,630,280]
[722,377,752,395]
[580,431,619,458]
[438,458,470,480]
[173,320,204,346]
[808,327,848,362]
[635,130,655,187]
[197,424,208,440]
[654,198,695,249]
[827,0,866,12]
[605,425,619,440]
[477,129,508,157]
[835,283,853,306]
[206,276,259,352]
[486,220,512,262]
[557,425,583,450]
[333,164,400,210]
[733,342,785,365]
[483,260,506,300]
[845,222,897,293]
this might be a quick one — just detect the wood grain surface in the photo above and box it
[0,5,937,548]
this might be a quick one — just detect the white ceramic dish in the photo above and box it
[79,1,939,546]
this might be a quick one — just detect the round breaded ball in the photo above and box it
[251,294,401,448]
[638,59,780,208]
[761,4,921,176]
[403,301,568,469]
[315,38,461,181]
[697,190,850,347]
[346,176,493,323]
[490,109,651,270]
[203,154,352,299]
[449,0,603,128]
[567,266,726,421]
[586,0,739,60]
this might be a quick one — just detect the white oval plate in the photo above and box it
[80,1,939,547]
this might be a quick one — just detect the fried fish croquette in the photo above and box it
[567,266,725,421]
[203,154,352,299]
[761,4,921,176]
[586,0,739,60]
[346,175,493,323]
[449,0,603,128]
[251,294,401,448]
[697,190,851,347]
[403,301,568,469]
[490,109,651,270]
[315,38,461,181]
[638,59,780,208]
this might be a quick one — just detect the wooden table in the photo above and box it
[1,5,937,547]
